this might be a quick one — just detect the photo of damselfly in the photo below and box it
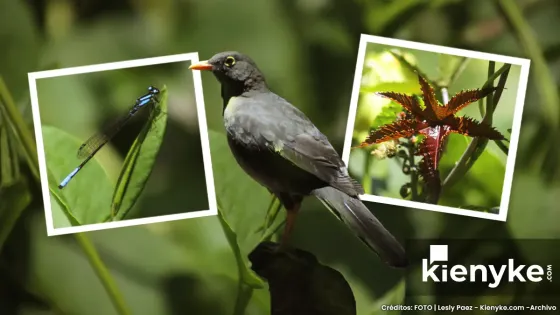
[58,86,161,189]
[29,53,217,235]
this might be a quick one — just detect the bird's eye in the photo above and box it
[225,56,236,67]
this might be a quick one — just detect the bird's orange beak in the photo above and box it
[189,60,213,71]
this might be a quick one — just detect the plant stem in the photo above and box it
[0,182,31,253]
[0,77,125,315]
[497,0,559,129]
[479,62,495,117]
[362,149,372,194]
[406,139,419,201]
[260,197,284,242]
[262,195,277,229]
[0,77,39,180]
[233,282,253,315]
[484,61,496,120]
[443,63,510,188]
[261,217,286,243]
[443,137,481,188]
[448,57,469,86]
[494,139,509,155]
[74,233,131,315]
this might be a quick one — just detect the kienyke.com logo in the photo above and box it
[422,245,553,288]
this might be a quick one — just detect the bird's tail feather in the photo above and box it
[312,186,408,268]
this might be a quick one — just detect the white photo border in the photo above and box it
[28,52,218,235]
[341,34,531,222]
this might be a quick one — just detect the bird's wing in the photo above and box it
[277,132,363,196]
[260,95,363,196]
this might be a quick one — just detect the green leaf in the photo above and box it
[24,213,239,315]
[439,134,505,208]
[42,126,114,225]
[209,129,271,288]
[111,87,168,220]
[50,191,73,227]
[0,180,32,252]
[369,102,404,130]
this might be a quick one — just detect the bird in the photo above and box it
[190,52,407,268]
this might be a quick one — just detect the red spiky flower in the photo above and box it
[358,74,506,202]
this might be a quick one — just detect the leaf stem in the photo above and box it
[74,233,131,315]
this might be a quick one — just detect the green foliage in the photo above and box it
[439,134,504,207]
[43,126,114,226]
[0,77,40,180]
[351,49,511,209]
[370,102,403,132]
[0,180,31,251]
[1,0,560,314]
[112,87,169,220]
[43,88,168,225]
[353,50,420,145]
[209,129,274,288]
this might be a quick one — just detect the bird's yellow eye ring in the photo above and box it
[225,56,236,67]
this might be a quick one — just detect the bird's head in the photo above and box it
[190,52,267,94]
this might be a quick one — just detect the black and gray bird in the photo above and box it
[190,52,407,268]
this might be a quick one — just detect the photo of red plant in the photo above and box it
[346,38,529,218]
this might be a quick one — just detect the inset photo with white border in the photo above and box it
[342,34,530,221]
[28,53,217,235]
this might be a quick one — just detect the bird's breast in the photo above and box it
[223,96,269,148]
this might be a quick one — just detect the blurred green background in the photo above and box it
[1,0,560,314]
[348,45,520,212]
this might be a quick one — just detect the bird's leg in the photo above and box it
[279,202,300,251]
